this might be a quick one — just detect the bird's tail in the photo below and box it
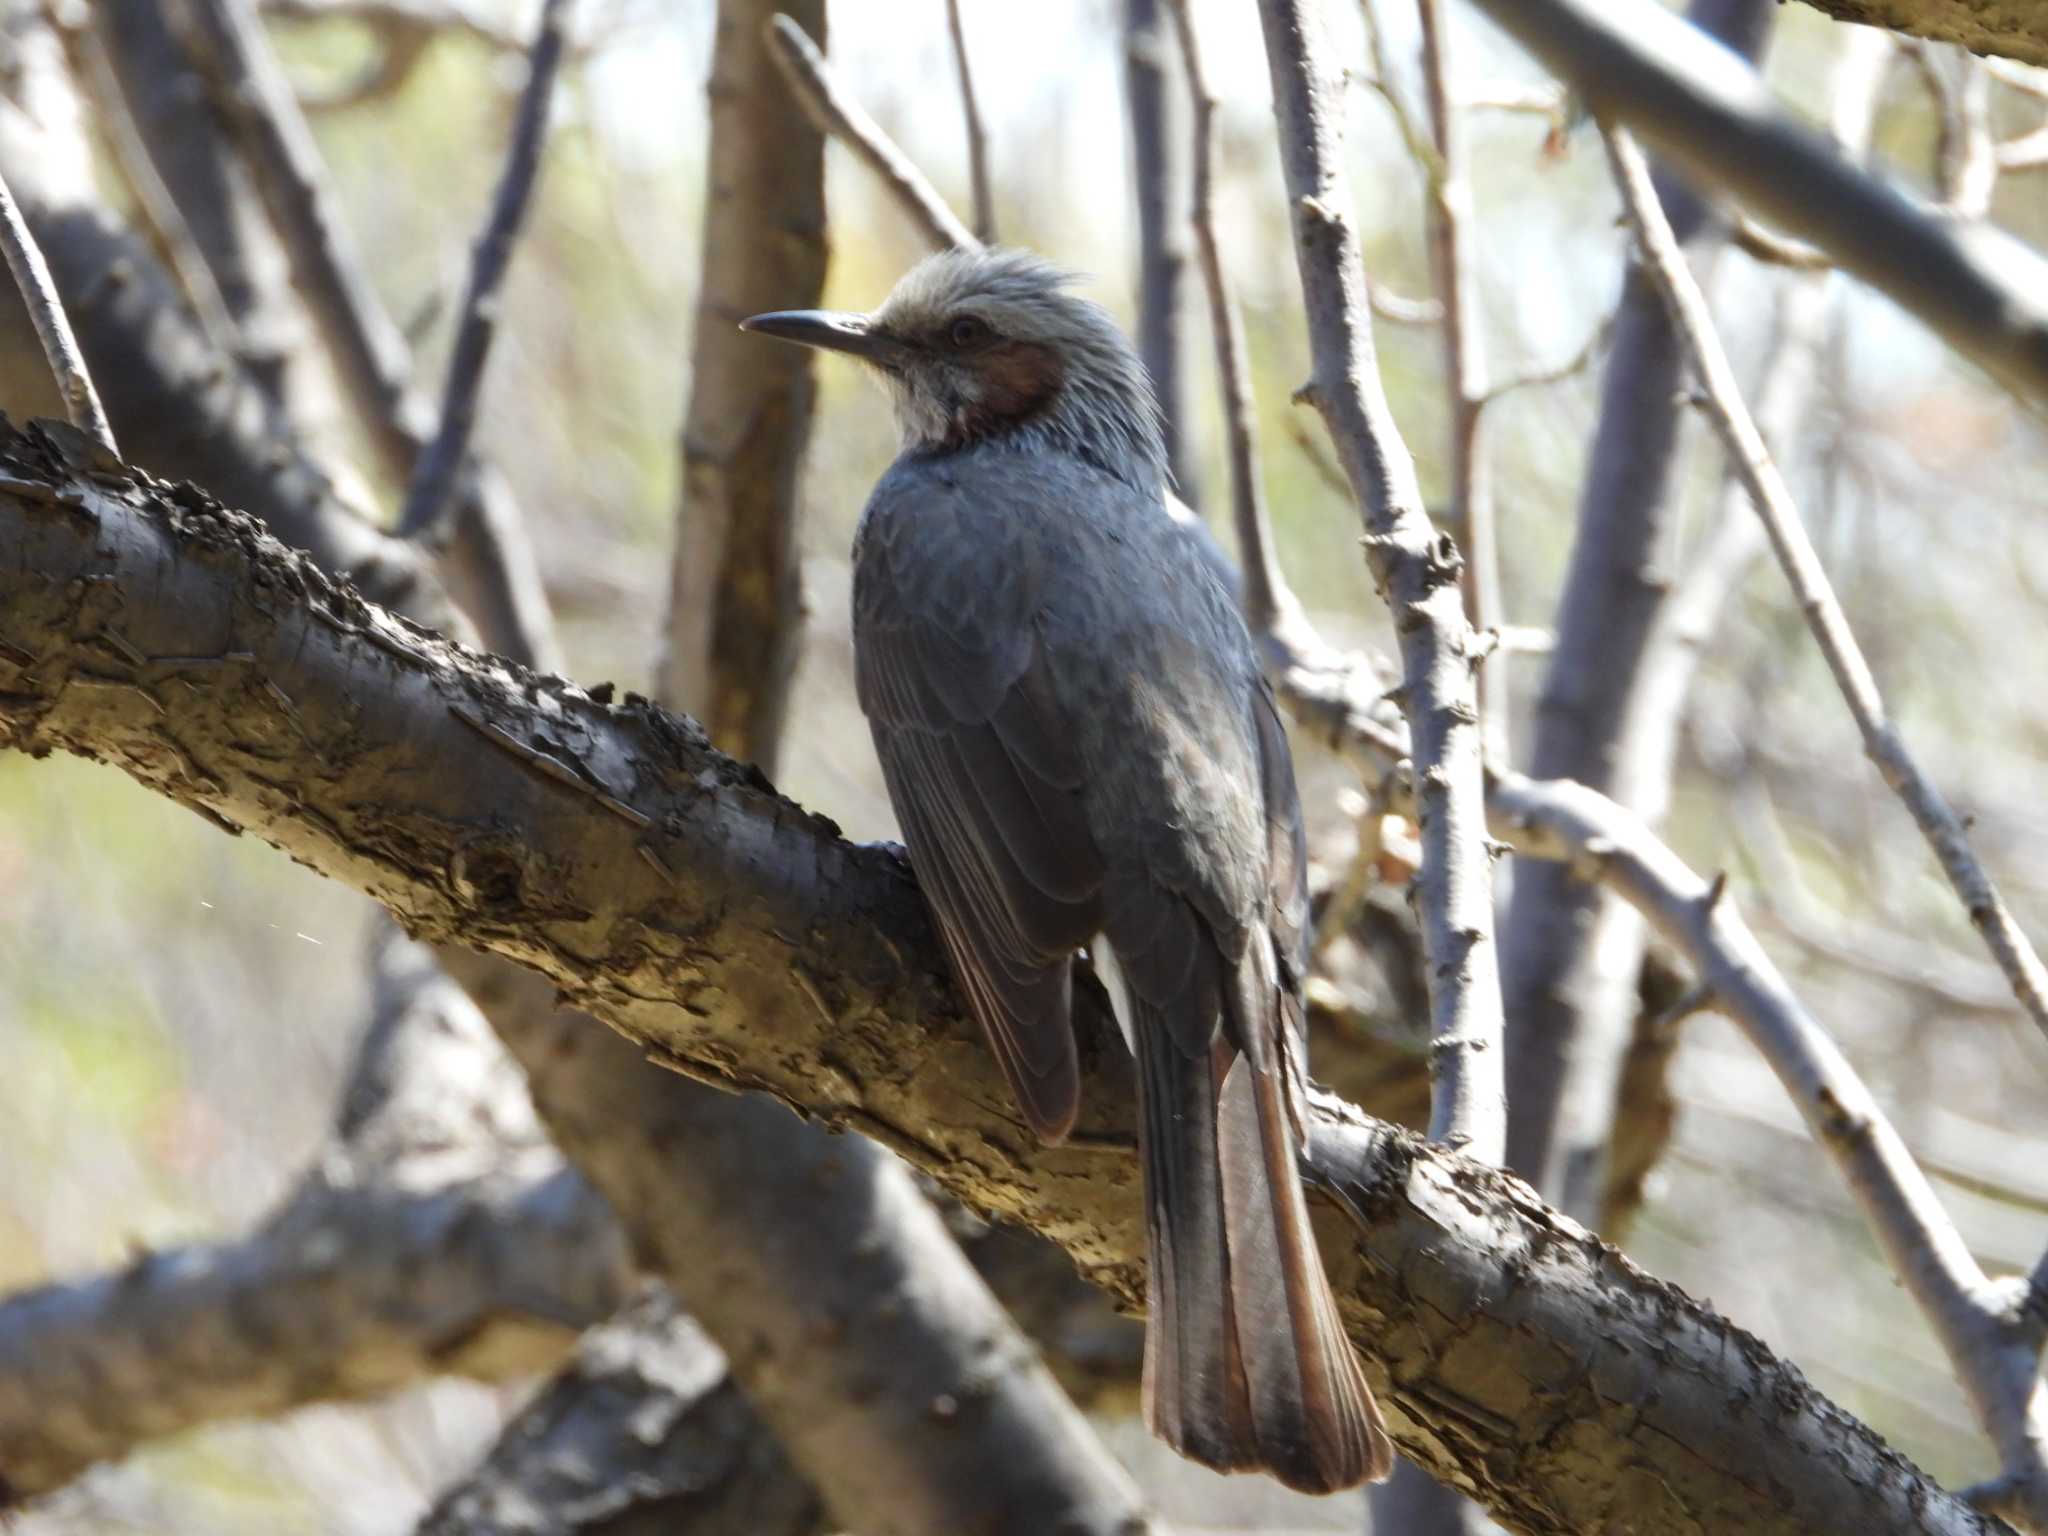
[1135,1009,1395,1494]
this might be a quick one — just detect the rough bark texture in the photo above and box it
[0,423,2005,1536]
[418,1290,825,1536]
[1499,0,1770,1220]
[1798,0,2048,66]
[658,0,827,768]
[450,960,1162,1536]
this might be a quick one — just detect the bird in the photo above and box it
[740,247,1394,1494]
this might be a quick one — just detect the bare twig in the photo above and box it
[1355,0,1439,179]
[1463,0,2048,404]
[943,0,995,243]
[1909,44,1998,218]
[51,13,240,353]
[396,0,569,541]
[179,0,561,669]
[764,14,979,254]
[1606,125,2048,1050]
[1999,124,2048,172]
[0,167,116,455]
[1161,0,1295,642]
[1258,0,1506,1163]
[1476,309,1613,405]
[1368,284,1444,325]
[1416,0,1505,763]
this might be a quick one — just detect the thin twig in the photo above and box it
[1355,0,1440,179]
[1162,0,1294,641]
[53,13,240,352]
[1999,124,2048,172]
[1910,44,1998,218]
[1416,0,1505,764]
[1368,284,1444,325]
[1258,0,1505,1164]
[943,0,995,243]
[1605,125,2048,1052]
[0,168,117,456]
[1476,309,1613,407]
[764,14,979,254]
[396,0,570,540]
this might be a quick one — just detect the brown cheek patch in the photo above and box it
[976,342,1064,423]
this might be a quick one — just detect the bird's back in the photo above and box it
[854,442,1274,951]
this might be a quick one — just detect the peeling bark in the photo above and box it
[1798,0,2048,67]
[0,422,2004,1535]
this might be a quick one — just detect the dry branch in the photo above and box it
[1604,125,2048,1050]
[764,14,980,254]
[943,0,995,243]
[0,169,115,456]
[396,0,570,541]
[1256,0,1506,1165]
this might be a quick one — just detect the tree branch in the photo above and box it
[657,0,828,769]
[1257,0,1505,1164]
[1462,0,2048,404]
[1415,0,1505,763]
[0,169,115,456]
[942,0,995,244]
[1605,123,2048,1049]
[417,1289,825,1536]
[396,0,570,541]
[1123,0,1199,498]
[0,931,632,1501]
[176,0,561,670]
[763,15,979,255]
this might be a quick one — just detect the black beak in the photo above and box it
[739,309,899,364]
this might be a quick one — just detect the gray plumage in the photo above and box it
[742,248,1394,1493]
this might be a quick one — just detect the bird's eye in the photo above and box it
[948,316,993,349]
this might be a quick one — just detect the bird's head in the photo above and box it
[741,248,1165,484]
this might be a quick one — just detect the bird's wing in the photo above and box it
[853,463,1106,1143]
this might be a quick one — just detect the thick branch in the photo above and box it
[1462,0,2048,404]
[0,933,631,1501]
[0,421,2006,1535]
[657,1,828,769]
[1256,0,1505,1164]
[418,1290,825,1536]
[1497,0,1769,1220]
